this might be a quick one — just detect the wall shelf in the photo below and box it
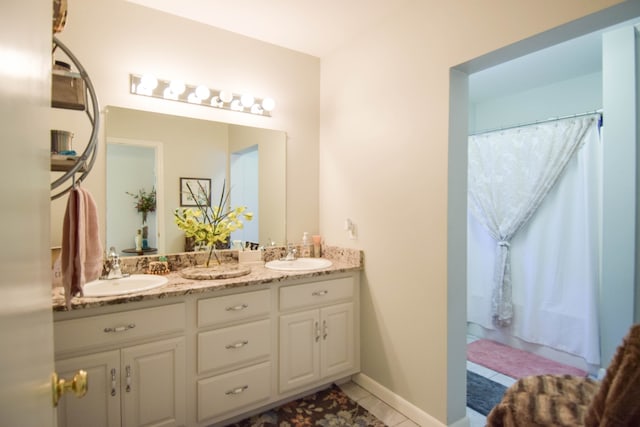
[50,36,100,200]
[51,155,87,173]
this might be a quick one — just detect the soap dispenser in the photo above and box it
[300,232,312,257]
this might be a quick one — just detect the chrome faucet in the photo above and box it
[283,243,297,261]
[102,246,128,279]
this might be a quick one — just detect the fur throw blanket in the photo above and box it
[585,323,640,426]
[486,324,640,427]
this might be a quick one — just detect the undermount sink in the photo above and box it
[83,274,169,297]
[265,258,333,271]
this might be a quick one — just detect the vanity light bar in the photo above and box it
[129,74,275,117]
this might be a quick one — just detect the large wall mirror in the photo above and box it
[105,106,286,256]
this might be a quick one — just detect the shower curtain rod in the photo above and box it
[469,109,603,136]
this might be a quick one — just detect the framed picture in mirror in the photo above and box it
[180,177,211,207]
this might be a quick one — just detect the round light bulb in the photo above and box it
[210,96,223,107]
[187,92,201,104]
[230,99,242,111]
[195,85,210,100]
[241,93,255,108]
[140,73,158,90]
[250,104,263,114]
[219,90,233,103]
[261,97,275,112]
[169,80,185,95]
[163,87,178,100]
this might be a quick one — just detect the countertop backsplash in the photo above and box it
[112,245,363,274]
[51,245,363,311]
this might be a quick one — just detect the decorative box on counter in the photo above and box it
[238,250,263,266]
[147,261,170,275]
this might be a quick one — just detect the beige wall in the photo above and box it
[319,0,624,424]
[51,0,320,252]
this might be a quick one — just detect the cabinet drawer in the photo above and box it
[198,319,271,374]
[198,289,270,328]
[279,277,353,311]
[54,303,185,354]
[197,361,271,422]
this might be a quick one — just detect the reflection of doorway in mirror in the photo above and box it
[230,145,259,245]
[106,138,164,256]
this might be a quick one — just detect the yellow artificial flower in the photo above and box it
[174,180,253,266]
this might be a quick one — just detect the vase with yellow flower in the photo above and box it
[174,180,253,279]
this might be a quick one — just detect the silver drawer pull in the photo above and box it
[312,290,328,297]
[225,303,248,311]
[225,340,249,350]
[225,385,249,395]
[104,323,136,333]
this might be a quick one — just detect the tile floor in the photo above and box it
[338,381,420,427]
[338,334,517,427]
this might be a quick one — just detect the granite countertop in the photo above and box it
[52,246,363,312]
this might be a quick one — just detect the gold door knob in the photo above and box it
[51,370,88,407]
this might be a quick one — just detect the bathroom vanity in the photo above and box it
[52,250,361,427]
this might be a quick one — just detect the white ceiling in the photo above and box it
[126,0,413,58]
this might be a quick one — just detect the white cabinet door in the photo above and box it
[121,337,186,427]
[279,309,321,392]
[321,302,354,378]
[279,302,355,393]
[56,350,121,427]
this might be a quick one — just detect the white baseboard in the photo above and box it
[352,373,470,427]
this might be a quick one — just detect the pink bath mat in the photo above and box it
[467,339,587,378]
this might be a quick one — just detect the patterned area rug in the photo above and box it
[467,339,587,378]
[227,384,387,426]
[466,370,507,416]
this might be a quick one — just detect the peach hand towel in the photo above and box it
[61,186,103,308]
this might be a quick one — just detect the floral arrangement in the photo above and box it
[126,187,156,224]
[174,180,252,267]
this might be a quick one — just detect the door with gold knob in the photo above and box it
[0,0,55,426]
[55,351,121,427]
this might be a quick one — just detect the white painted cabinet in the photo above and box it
[121,337,186,427]
[54,303,186,427]
[56,337,186,427]
[279,303,354,392]
[195,289,272,424]
[320,303,356,378]
[56,350,120,427]
[53,273,359,427]
[279,309,321,389]
[278,277,356,393]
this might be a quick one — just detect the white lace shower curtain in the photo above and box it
[467,115,601,364]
